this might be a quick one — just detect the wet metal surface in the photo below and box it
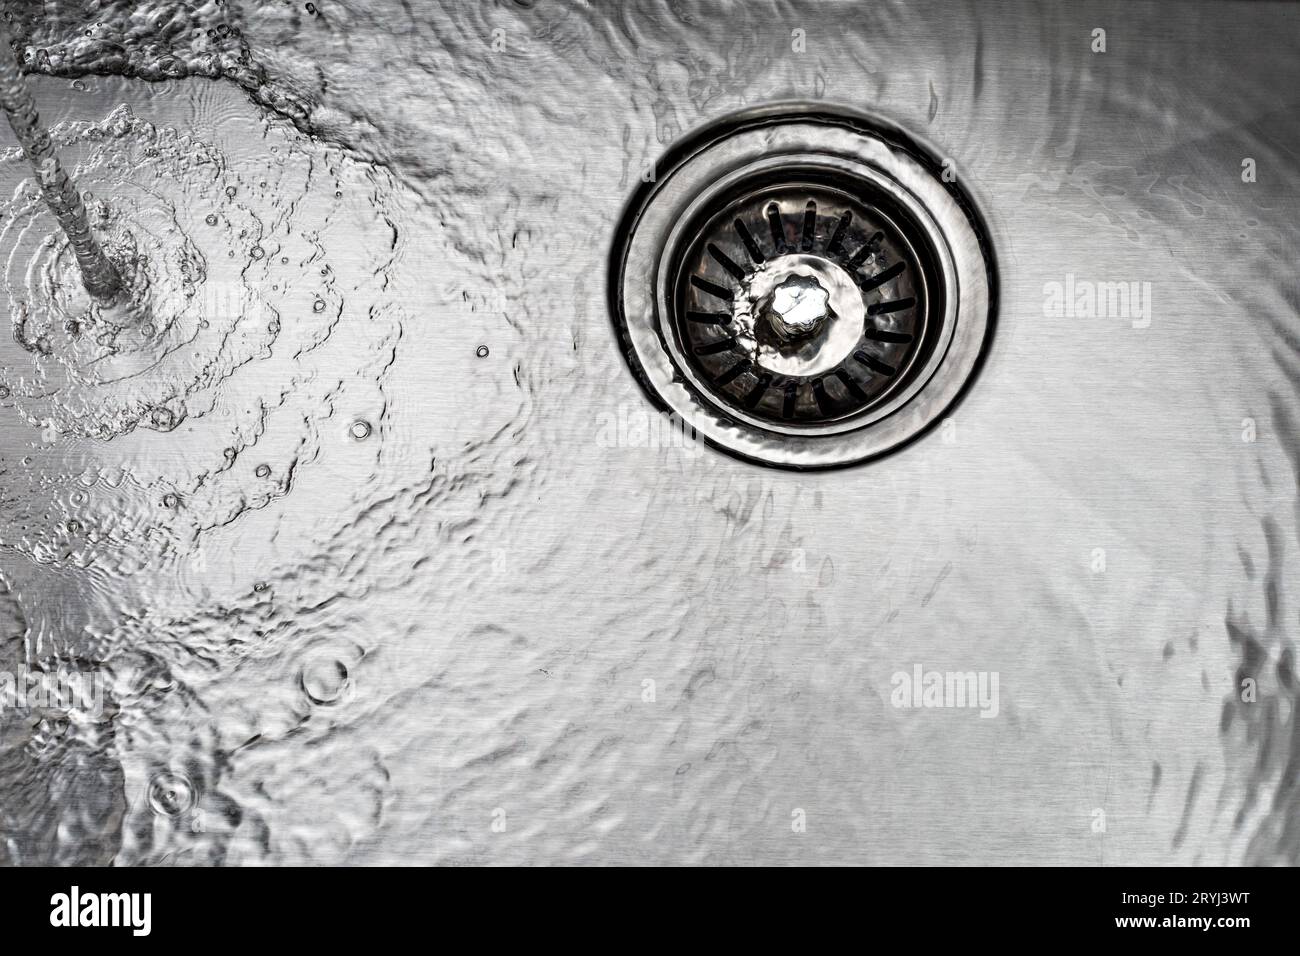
[0,1,1298,865]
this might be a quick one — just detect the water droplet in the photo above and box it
[147,770,197,817]
[255,464,271,478]
[300,656,350,706]
[72,80,86,92]
[476,345,490,358]
[150,407,176,429]
[349,420,372,440]
[253,581,270,593]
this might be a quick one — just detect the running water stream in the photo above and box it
[0,22,119,300]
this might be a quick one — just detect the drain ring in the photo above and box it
[610,106,995,468]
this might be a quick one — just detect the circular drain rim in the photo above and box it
[610,105,996,469]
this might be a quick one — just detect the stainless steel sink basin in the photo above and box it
[0,0,1297,866]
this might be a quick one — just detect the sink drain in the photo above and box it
[610,106,994,468]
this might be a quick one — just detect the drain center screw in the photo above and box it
[760,274,831,342]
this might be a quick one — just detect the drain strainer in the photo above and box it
[610,106,994,468]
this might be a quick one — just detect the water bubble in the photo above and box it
[205,213,218,225]
[150,407,176,429]
[349,420,372,440]
[162,493,180,508]
[253,581,270,593]
[147,770,197,817]
[65,519,81,534]
[222,447,237,462]
[50,714,71,736]
[476,345,490,358]
[300,656,350,706]
[225,185,237,198]
[255,463,271,478]
[250,245,265,260]
[0,385,9,399]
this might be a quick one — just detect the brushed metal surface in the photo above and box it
[0,0,1297,866]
